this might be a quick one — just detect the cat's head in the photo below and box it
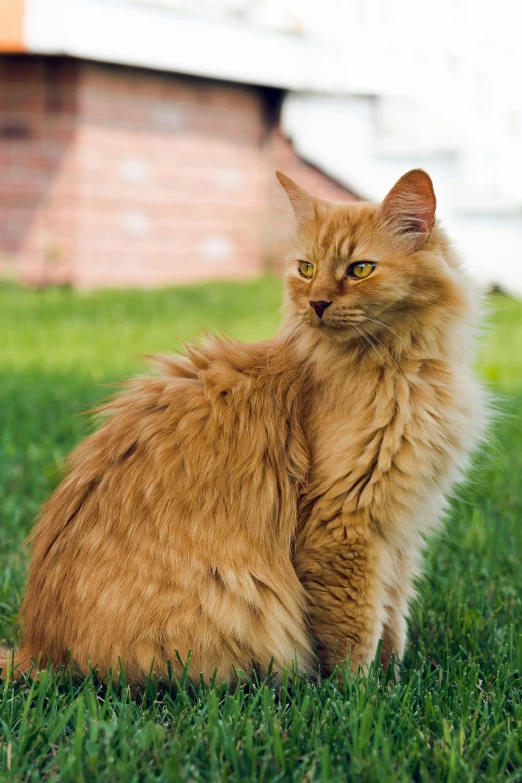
[277,169,466,344]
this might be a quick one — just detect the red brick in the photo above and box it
[0,55,356,288]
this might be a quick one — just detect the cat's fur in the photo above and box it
[0,169,485,684]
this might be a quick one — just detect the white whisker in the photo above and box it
[365,329,408,381]
[362,316,412,361]
[353,324,386,373]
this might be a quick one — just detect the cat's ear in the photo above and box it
[275,170,317,223]
[378,169,436,249]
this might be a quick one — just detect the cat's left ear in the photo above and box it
[275,170,317,223]
[378,169,436,249]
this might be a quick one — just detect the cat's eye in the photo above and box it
[347,261,376,280]
[297,260,314,279]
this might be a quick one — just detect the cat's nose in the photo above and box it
[309,300,332,319]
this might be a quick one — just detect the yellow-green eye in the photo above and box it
[348,262,376,280]
[297,260,314,279]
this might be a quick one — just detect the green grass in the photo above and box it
[0,278,521,782]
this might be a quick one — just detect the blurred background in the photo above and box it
[1,0,522,293]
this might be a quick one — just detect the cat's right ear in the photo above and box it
[378,169,436,249]
[275,171,317,223]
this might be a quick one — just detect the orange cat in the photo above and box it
[0,169,485,684]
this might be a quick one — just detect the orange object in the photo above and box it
[0,0,26,52]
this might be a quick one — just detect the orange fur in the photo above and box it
[1,170,485,684]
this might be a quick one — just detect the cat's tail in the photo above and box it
[0,646,12,677]
[0,646,37,679]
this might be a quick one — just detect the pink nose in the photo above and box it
[309,300,332,319]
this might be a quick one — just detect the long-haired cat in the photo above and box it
[0,169,485,684]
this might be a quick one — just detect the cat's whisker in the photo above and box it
[361,325,410,381]
[352,324,387,374]
[362,316,412,362]
[361,328,408,391]
[352,327,400,407]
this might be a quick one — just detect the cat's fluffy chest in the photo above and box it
[302,352,474,538]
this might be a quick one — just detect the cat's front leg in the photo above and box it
[379,544,420,672]
[295,514,387,674]
[380,593,407,672]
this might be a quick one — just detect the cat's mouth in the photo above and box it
[305,315,371,344]
[303,306,366,327]
[308,314,367,333]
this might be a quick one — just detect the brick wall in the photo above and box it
[0,55,357,288]
[0,57,78,285]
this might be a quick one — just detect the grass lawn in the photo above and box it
[0,278,521,782]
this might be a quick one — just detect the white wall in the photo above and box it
[282,92,522,296]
